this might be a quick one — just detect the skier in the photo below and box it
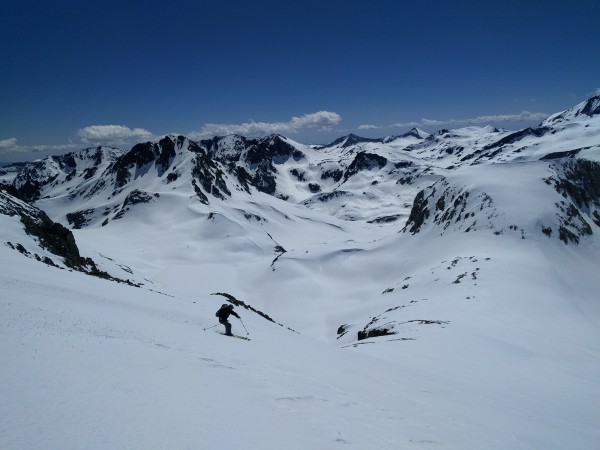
[215,304,240,336]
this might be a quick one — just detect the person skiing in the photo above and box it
[215,304,240,336]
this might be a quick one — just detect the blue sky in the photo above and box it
[1,0,599,162]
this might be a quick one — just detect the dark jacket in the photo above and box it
[216,305,239,322]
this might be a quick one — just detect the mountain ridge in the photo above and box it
[2,96,599,244]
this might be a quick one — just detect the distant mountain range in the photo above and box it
[2,95,598,236]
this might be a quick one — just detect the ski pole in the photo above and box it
[238,317,249,335]
[203,324,220,331]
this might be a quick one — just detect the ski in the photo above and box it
[230,335,251,341]
[216,331,251,341]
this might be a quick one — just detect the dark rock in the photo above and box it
[233,166,253,193]
[343,152,388,182]
[357,328,395,341]
[66,209,96,228]
[308,183,321,193]
[290,168,306,181]
[484,127,550,151]
[247,135,305,166]
[580,95,600,117]
[540,149,582,160]
[112,142,157,188]
[323,134,381,149]
[192,152,232,200]
[156,136,177,176]
[310,190,349,203]
[83,166,98,180]
[321,168,343,182]
[403,190,430,234]
[394,161,414,169]
[367,215,400,224]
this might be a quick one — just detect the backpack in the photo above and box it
[215,304,229,319]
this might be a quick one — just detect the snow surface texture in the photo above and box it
[1,97,600,449]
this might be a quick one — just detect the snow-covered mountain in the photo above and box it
[2,96,600,449]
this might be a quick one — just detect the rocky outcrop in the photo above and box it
[322,133,381,149]
[343,152,388,182]
[1,186,111,277]
[112,136,181,189]
[544,159,600,244]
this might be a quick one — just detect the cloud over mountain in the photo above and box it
[391,111,549,129]
[0,138,80,157]
[77,125,153,144]
[0,137,18,148]
[194,111,342,138]
[0,138,20,154]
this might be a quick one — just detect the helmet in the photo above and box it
[222,304,228,308]
[228,304,234,309]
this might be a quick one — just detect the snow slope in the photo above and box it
[2,214,599,449]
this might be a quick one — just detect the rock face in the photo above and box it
[401,157,600,245]
[580,96,600,117]
[544,159,600,243]
[402,179,495,236]
[342,152,388,182]
[1,185,110,276]
[111,136,187,190]
[201,134,306,196]
[543,95,600,125]
[13,146,123,202]
[322,133,382,149]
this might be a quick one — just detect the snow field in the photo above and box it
[3,208,600,449]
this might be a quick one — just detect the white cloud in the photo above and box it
[358,124,379,130]
[467,111,549,124]
[195,121,290,138]
[1,126,153,159]
[77,125,153,144]
[289,111,341,130]
[389,121,422,129]
[0,138,80,157]
[0,138,20,153]
[29,143,79,153]
[193,111,342,138]
[420,118,447,126]
[390,111,548,129]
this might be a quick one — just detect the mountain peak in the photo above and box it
[580,95,600,116]
[384,128,430,143]
[323,133,381,149]
[405,127,429,139]
[543,94,600,126]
